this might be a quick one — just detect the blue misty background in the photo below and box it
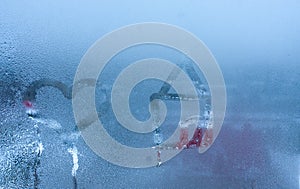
[0,0,299,188]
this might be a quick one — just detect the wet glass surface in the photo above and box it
[1,1,299,188]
